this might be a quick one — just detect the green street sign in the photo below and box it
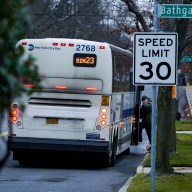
[181,56,192,62]
[160,4,192,18]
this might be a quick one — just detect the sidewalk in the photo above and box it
[137,163,192,174]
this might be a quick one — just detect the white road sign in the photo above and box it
[133,32,178,85]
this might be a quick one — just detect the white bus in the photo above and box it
[9,38,142,167]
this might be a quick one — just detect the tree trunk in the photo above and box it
[156,86,174,174]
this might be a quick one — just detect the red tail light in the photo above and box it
[85,87,98,91]
[11,103,22,127]
[101,120,106,126]
[12,116,17,121]
[24,84,35,87]
[101,114,106,119]
[12,110,17,116]
[55,85,67,89]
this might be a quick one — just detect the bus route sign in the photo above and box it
[133,32,178,86]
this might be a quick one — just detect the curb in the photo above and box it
[118,176,134,192]
[118,153,149,192]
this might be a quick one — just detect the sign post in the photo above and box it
[151,2,159,191]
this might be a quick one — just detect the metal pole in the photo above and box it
[151,0,158,192]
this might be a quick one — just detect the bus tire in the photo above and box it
[123,147,130,155]
[110,134,117,167]
[102,153,111,168]
[19,158,28,166]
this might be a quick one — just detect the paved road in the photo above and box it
[0,113,148,192]
[0,147,146,192]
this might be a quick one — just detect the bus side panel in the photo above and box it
[111,92,135,155]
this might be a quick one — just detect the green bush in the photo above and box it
[0,0,41,112]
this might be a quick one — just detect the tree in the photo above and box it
[27,0,132,49]
[156,0,192,174]
[0,0,41,170]
[121,0,192,174]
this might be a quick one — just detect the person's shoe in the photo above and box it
[147,145,151,151]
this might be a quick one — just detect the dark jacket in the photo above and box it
[140,103,152,125]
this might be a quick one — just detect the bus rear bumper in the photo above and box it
[8,137,109,153]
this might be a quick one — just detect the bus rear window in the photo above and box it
[73,53,97,67]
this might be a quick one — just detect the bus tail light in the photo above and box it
[101,120,106,126]
[12,110,17,116]
[101,114,106,119]
[11,103,22,128]
[100,108,107,127]
[85,87,98,91]
[12,116,17,122]
[24,84,35,88]
[55,85,68,90]
[95,107,108,130]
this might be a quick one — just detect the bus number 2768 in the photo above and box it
[76,45,96,52]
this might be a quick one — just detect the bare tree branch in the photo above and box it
[121,0,150,32]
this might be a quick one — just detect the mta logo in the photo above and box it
[28,44,34,51]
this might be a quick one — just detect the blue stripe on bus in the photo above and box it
[122,108,134,118]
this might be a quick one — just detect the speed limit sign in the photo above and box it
[133,32,178,85]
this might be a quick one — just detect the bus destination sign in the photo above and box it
[73,53,97,67]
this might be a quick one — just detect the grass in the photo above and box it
[143,134,192,167]
[176,120,192,131]
[128,120,192,192]
[128,173,192,192]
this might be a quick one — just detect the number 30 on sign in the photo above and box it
[133,32,178,86]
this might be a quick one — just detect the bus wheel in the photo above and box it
[110,135,117,167]
[102,153,111,168]
[19,158,28,166]
[123,147,130,155]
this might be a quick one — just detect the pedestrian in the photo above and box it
[132,95,148,144]
[140,96,152,150]
[175,111,181,121]
[137,95,148,142]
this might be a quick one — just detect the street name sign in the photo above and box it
[133,32,178,85]
[160,4,192,18]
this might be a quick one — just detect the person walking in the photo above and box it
[140,96,152,150]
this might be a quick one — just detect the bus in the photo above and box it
[9,38,143,167]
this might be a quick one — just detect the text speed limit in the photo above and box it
[133,33,178,85]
